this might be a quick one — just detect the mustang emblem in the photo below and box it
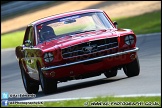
[82,43,98,53]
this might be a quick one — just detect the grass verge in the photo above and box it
[1,10,161,49]
[6,96,161,107]
[112,10,161,34]
[1,31,25,49]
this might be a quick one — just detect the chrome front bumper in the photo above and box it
[41,47,139,71]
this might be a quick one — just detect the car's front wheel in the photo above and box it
[37,64,57,94]
[20,63,39,94]
[123,56,140,77]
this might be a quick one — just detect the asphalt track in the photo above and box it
[1,33,161,101]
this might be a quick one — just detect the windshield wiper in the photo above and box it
[73,29,96,35]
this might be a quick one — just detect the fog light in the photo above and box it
[50,71,55,77]
[130,54,136,60]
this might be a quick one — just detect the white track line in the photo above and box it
[16,93,161,102]
[113,93,161,97]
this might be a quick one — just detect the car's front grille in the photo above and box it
[62,37,118,60]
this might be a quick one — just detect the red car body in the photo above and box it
[15,9,140,94]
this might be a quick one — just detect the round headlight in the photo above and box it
[44,52,54,62]
[125,35,134,45]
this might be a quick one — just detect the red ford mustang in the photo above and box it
[15,9,140,94]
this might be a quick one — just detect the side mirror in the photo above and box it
[24,40,32,47]
[113,21,118,28]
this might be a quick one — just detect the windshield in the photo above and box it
[36,12,114,43]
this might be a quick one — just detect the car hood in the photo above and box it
[36,28,133,52]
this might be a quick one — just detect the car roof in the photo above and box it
[28,9,103,26]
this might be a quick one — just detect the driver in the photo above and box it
[39,26,56,42]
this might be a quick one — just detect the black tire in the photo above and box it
[104,69,118,78]
[123,56,140,77]
[19,63,39,94]
[37,64,57,94]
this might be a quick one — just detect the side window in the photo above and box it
[23,27,30,44]
[23,26,36,46]
[28,27,35,46]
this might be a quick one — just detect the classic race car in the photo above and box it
[15,9,140,94]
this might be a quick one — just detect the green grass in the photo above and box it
[1,31,25,49]
[6,96,161,107]
[1,10,161,49]
[112,10,161,34]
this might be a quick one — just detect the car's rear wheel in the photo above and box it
[20,63,39,94]
[37,65,57,94]
[123,56,140,77]
[104,68,118,78]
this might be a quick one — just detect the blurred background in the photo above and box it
[1,1,161,48]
